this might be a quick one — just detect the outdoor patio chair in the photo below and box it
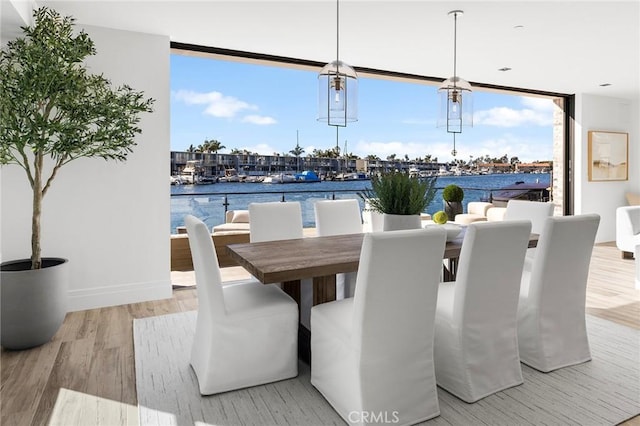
[314,199,363,299]
[434,220,532,403]
[454,201,494,225]
[517,214,600,372]
[311,227,447,425]
[184,215,298,395]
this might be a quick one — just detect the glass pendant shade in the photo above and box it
[318,60,358,127]
[438,76,473,133]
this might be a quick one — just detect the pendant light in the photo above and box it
[318,0,358,127]
[438,10,473,134]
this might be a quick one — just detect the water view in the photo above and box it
[170,172,550,233]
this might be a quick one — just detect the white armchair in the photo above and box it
[616,206,640,260]
[311,228,447,425]
[185,215,298,395]
[454,201,494,225]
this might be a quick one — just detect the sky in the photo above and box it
[170,53,555,163]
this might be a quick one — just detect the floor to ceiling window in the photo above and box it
[169,45,570,231]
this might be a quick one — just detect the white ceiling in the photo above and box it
[3,1,640,100]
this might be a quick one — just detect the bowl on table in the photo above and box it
[423,221,463,242]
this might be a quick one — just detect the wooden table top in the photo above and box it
[227,232,539,285]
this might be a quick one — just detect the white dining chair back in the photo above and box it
[314,199,363,236]
[249,201,303,242]
[311,227,447,425]
[434,220,532,403]
[517,214,600,372]
[185,215,226,319]
[314,199,363,299]
[249,201,313,328]
[504,199,554,234]
[184,215,298,395]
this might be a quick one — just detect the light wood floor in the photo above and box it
[2,242,638,426]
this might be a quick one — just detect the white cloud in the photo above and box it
[474,96,554,127]
[173,89,258,119]
[241,115,277,125]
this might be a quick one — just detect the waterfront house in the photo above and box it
[1,1,638,424]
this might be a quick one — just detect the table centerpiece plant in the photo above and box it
[359,171,438,231]
[443,184,464,220]
[0,7,154,350]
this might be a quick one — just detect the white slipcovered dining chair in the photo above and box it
[504,199,554,234]
[518,214,600,372]
[184,215,298,395]
[311,228,447,425]
[504,199,554,269]
[314,199,363,299]
[434,220,532,403]
[249,201,314,328]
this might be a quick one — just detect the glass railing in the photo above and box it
[170,185,550,234]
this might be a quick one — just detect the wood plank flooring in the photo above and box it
[1,242,638,426]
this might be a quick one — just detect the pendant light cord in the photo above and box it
[336,0,340,71]
[452,11,458,87]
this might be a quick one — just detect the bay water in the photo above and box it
[170,173,550,233]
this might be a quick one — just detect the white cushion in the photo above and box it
[212,222,250,233]
[230,210,250,223]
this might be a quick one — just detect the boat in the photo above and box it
[335,172,369,181]
[438,166,453,176]
[489,180,550,207]
[263,173,296,184]
[293,170,321,182]
[179,160,203,184]
[218,168,241,183]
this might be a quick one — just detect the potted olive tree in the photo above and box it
[442,184,464,220]
[359,171,438,231]
[0,7,154,350]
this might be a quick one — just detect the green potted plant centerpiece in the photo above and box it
[442,184,464,220]
[0,8,154,350]
[359,171,438,231]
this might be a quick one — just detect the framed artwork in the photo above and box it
[588,130,629,181]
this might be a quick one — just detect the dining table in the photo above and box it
[227,229,538,363]
[226,230,539,307]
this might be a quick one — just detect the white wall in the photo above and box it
[0,25,172,311]
[574,94,640,243]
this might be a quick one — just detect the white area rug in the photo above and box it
[134,312,640,425]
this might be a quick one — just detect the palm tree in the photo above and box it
[203,139,225,175]
[289,131,305,172]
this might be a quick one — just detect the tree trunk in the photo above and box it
[31,153,43,270]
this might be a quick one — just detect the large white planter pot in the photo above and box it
[382,214,422,231]
[1,258,68,350]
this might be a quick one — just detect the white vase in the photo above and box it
[382,214,422,231]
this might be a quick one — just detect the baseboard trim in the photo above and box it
[67,279,172,312]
